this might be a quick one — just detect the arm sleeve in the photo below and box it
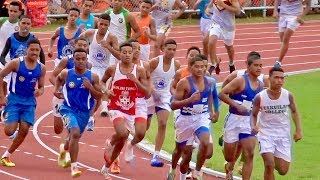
[0,37,11,66]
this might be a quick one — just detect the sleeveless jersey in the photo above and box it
[237,70,264,84]
[210,0,235,31]
[62,69,95,111]
[181,76,211,115]
[9,57,42,97]
[88,29,111,68]
[57,26,82,59]
[151,0,175,27]
[259,88,291,137]
[180,67,190,79]
[279,0,303,16]
[229,74,263,116]
[0,18,19,60]
[76,13,95,29]
[134,14,151,45]
[198,0,211,19]
[9,33,35,59]
[106,8,130,44]
[151,55,175,92]
[108,63,138,115]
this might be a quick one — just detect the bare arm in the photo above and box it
[0,60,19,105]
[101,33,120,60]
[219,0,241,15]
[135,66,149,97]
[128,13,141,40]
[171,79,201,110]
[101,65,115,92]
[83,73,102,100]
[34,65,46,97]
[273,0,279,17]
[262,75,269,88]
[48,28,60,55]
[172,0,186,20]
[49,57,68,85]
[94,17,99,29]
[221,71,238,88]
[219,77,244,108]
[170,69,182,95]
[79,29,94,43]
[143,62,152,98]
[251,94,261,134]
[289,92,303,142]
[146,18,157,41]
[148,57,160,73]
[54,69,68,99]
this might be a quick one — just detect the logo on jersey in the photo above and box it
[118,18,123,23]
[61,41,75,58]
[30,78,37,83]
[115,90,134,110]
[161,1,169,6]
[14,45,27,58]
[93,48,106,61]
[19,76,25,82]
[68,82,75,88]
[14,26,19,31]
[154,79,167,90]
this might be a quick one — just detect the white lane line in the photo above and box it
[0,170,29,180]
[48,158,57,162]
[36,155,45,158]
[23,152,32,155]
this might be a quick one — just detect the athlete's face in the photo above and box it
[26,43,41,61]
[186,49,200,62]
[163,44,177,59]
[82,0,94,15]
[75,40,89,52]
[247,59,262,77]
[269,71,285,90]
[68,10,80,25]
[74,52,88,70]
[131,42,140,60]
[140,2,152,15]
[120,46,133,64]
[190,60,205,77]
[8,5,21,21]
[98,18,110,34]
[19,18,32,34]
[112,0,124,11]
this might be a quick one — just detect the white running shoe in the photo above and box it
[124,141,134,162]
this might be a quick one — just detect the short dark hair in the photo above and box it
[187,46,201,56]
[27,38,41,47]
[99,13,111,21]
[75,37,88,44]
[196,54,208,61]
[189,56,203,66]
[73,48,88,55]
[19,15,31,21]
[119,41,133,51]
[269,66,284,77]
[68,7,80,14]
[142,0,153,5]
[164,39,177,47]
[127,39,139,44]
[247,51,261,66]
[9,1,22,10]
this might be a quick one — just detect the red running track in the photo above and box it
[1,20,320,180]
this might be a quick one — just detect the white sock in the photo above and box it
[229,62,234,66]
[153,151,160,158]
[2,150,11,158]
[65,152,71,162]
[194,170,200,177]
[102,101,108,109]
[180,171,187,180]
[71,162,78,170]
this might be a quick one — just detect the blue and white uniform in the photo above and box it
[223,74,263,143]
[4,57,42,125]
[60,69,95,134]
[175,76,212,146]
[55,27,82,67]
[9,33,35,59]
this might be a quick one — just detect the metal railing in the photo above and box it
[47,0,320,18]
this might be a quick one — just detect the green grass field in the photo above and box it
[145,71,320,179]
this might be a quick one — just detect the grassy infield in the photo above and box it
[35,15,320,179]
